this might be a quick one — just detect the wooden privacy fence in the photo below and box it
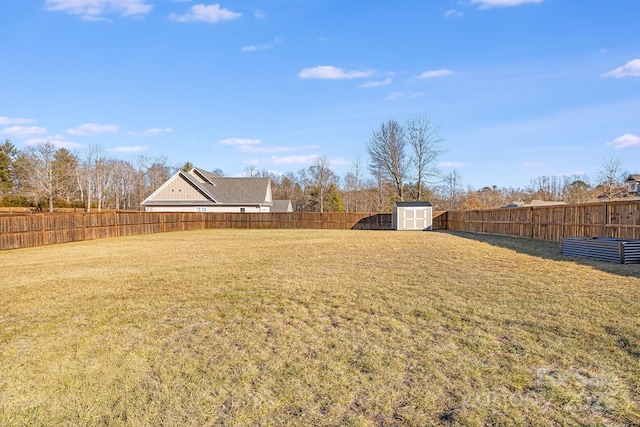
[446,200,640,241]
[0,212,399,250]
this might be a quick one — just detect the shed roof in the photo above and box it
[393,201,432,207]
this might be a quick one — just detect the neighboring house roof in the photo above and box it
[141,168,273,207]
[503,199,567,208]
[271,200,293,213]
[393,201,432,207]
[625,174,640,183]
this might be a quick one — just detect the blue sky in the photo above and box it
[1,0,639,188]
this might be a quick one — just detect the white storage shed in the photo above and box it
[392,201,433,231]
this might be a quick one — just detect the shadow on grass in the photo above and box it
[437,230,640,279]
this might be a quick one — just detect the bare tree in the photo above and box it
[53,148,80,205]
[406,115,444,200]
[598,156,626,199]
[366,119,407,201]
[16,142,66,212]
[306,155,337,212]
[243,165,258,177]
[443,169,463,210]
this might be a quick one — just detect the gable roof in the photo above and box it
[393,201,432,207]
[271,200,293,213]
[142,168,272,206]
[503,199,566,208]
[626,174,640,183]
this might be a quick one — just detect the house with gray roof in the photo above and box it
[626,174,640,195]
[502,199,567,208]
[141,167,292,213]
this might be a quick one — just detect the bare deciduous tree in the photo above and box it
[16,142,69,212]
[598,156,626,199]
[366,119,407,201]
[307,155,338,212]
[406,115,444,201]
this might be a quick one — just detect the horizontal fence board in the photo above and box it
[447,200,640,242]
[6,201,635,251]
[0,211,397,250]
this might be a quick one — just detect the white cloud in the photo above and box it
[444,10,463,17]
[112,145,149,153]
[299,66,375,80]
[359,78,392,88]
[45,0,153,20]
[414,69,454,79]
[439,161,467,168]
[172,4,241,23]
[602,59,640,78]
[470,0,543,9]
[239,144,319,154]
[67,123,118,136]
[330,157,351,167]
[266,155,319,165]
[606,133,640,149]
[0,116,36,125]
[219,137,261,146]
[25,135,83,150]
[126,127,174,137]
[241,37,283,52]
[1,126,47,138]
[385,92,424,101]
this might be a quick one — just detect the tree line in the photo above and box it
[0,116,634,212]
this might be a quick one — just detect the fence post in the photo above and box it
[602,203,607,238]
[41,214,46,246]
[115,211,119,237]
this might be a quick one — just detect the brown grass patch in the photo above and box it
[1,229,639,425]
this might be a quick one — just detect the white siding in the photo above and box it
[145,205,266,213]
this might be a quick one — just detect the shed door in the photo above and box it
[402,208,426,230]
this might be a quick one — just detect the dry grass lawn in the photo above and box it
[1,229,639,426]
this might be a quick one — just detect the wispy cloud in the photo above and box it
[414,69,454,79]
[470,0,543,9]
[239,145,319,154]
[219,137,261,146]
[606,133,640,148]
[126,127,174,137]
[67,123,118,136]
[45,0,153,20]
[25,135,83,149]
[359,78,392,88]
[330,157,351,167]
[602,59,640,78]
[171,4,241,23]
[266,155,319,165]
[444,9,463,18]
[252,8,265,19]
[0,116,36,125]
[439,161,467,168]
[241,37,283,52]
[386,92,424,101]
[1,126,47,138]
[112,145,149,153]
[299,66,375,80]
